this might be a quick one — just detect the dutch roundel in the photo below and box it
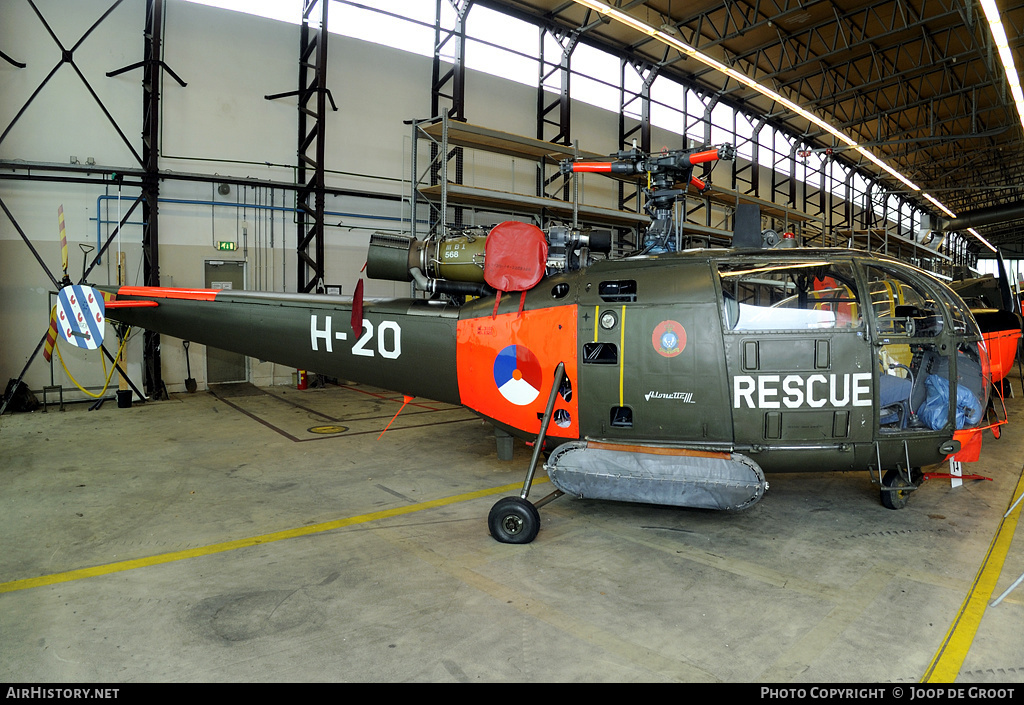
[493,344,542,406]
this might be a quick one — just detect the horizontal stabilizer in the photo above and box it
[104,300,159,309]
[117,286,219,301]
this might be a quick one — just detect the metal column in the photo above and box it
[297,0,330,293]
[430,0,470,232]
[142,0,166,398]
[536,27,576,202]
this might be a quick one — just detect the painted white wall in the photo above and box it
[0,0,640,399]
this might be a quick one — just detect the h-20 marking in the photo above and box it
[310,314,402,359]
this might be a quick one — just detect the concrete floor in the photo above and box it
[2,377,1023,684]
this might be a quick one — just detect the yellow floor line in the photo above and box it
[921,465,1024,683]
[0,479,544,595]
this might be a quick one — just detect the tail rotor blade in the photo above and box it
[43,306,59,363]
[58,204,69,282]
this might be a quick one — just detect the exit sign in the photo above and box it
[217,241,236,251]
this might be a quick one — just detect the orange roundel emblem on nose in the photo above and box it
[652,320,686,358]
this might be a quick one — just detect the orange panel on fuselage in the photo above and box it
[456,306,579,440]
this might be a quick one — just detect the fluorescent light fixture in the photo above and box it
[923,193,957,219]
[968,228,999,253]
[980,0,1024,135]
[570,0,966,217]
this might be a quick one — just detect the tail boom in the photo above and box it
[100,286,461,404]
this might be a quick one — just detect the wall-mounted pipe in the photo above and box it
[93,194,422,263]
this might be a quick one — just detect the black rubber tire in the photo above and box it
[488,497,541,544]
[880,468,913,510]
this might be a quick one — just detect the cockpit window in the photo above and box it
[865,264,988,433]
[863,266,943,338]
[932,281,979,337]
[718,261,862,331]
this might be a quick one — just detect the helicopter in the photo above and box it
[83,143,992,544]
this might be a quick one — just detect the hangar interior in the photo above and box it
[2,0,1024,684]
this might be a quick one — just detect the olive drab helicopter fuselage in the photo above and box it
[90,144,991,544]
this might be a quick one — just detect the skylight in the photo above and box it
[184,0,300,25]
[181,0,944,249]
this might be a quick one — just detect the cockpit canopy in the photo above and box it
[716,253,988,432]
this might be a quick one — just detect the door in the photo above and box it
[205,261,247,383]
[719,257,873,471]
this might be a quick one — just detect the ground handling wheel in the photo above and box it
[488,497,540,544]
[880,468,919,510]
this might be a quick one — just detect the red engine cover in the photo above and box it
[484,221,548,292]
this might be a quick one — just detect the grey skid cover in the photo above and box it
[545,441,767,510]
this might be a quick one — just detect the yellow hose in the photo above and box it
[54,328,131,399]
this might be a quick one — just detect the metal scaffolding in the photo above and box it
[1,0,187,401]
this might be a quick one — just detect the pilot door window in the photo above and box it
[718,261,862,332]
[865,269,943,340]
[864,266,971,433]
